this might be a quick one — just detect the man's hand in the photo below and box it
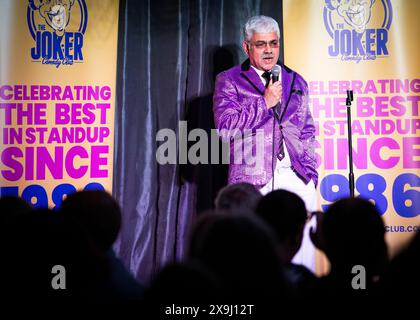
[264,79,282,109]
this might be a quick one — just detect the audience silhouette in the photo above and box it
[313,197,388,304]
[214,182,262,213]
[0,186,417,315]
[256,189,317,299]
[60,190,144,300]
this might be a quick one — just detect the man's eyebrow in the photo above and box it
[255,39,278,42]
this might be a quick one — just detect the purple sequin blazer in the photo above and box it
[213,60,318,187]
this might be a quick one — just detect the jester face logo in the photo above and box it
[324,0,392,61]
[27,0,88,67]
[29,0,75,36]
[325,0,375,33]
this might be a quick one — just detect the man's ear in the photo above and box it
[242,41,249,55]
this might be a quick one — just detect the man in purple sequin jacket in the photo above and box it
[213,15,318,192]
[213,14,318,270]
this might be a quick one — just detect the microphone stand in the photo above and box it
[346,90,355,197]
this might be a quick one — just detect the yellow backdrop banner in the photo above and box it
[283,0,420,266]
[0,0,119,208]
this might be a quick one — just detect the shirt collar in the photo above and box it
[251,65,268,85]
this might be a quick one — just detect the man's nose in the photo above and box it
[263,45,272,53]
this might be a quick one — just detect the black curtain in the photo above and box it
[113,0,283,284]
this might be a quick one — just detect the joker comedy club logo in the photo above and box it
[324,0,392,62]
[27,0,88,68]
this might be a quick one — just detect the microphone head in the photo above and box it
[271,65,281,83]
[271,64,281,77]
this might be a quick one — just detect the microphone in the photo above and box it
[271,64,281,83]
[271,65,282,122]
[270,64,283,192]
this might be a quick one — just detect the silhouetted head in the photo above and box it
[0,196,32,227]
[189,212,286,299]
[214,182,262,214]
[60,190,122,253]
[1,208,106,299]
[144,261,222,305]
[381,229,420,303]
[256,190,308,263]
[323,197,388,279]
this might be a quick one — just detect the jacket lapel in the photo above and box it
[238,60,296,122]
[281,63,294,110]
[276,63,295,122]
[240,59,265,95]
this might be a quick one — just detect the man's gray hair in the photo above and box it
[243,15,280,42]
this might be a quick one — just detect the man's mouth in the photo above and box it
[263,57,274,63]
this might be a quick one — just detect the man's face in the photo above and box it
[243,32,280,71]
